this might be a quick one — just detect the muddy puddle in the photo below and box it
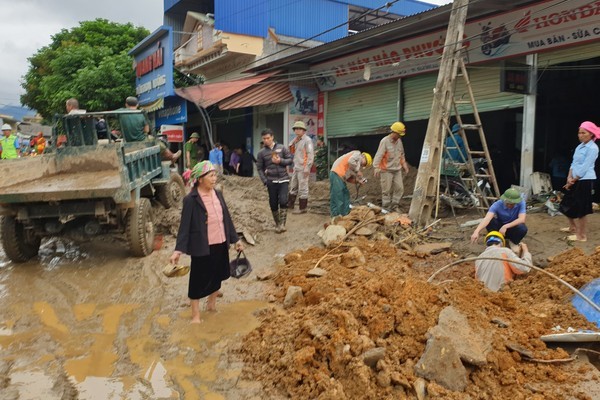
[0,234,274,400]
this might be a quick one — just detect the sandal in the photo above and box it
[566,234,587,242]
[559,227,573,233]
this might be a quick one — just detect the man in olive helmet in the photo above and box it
[288,121,314,214]
[373,121,410,211]
[475,231,531,292]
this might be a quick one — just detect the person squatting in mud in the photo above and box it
[170,161,244,323]
[256,128,293,233]
[470,187,528,251]
[475,231,532,292]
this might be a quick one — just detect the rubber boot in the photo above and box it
[293,198,308,214]
[279,209,287,232]
[287,194,297,210]
[272,210,281,233]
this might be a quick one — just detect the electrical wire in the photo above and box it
[190,0,582,86]
[427,255,600,314]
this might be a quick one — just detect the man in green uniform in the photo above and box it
[185,132,203,168]
[119,96,149,142]
[119,96,180,164]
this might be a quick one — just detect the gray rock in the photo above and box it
[415,336,467,392]
[322,224,347,246]
[283,286,303,308]
[341,247,366,268]
[362,347,386,368]
[306,267,327,277]
[429,306,491,366]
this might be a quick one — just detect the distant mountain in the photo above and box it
[0,105,37,122]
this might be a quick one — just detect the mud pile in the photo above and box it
[238,238,599,399]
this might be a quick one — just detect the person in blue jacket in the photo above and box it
[445,123,467,162]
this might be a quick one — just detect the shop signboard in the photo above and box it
[312,0,600,91]
[160,124,184,143]
[155,96,187,126]
[130,26,175,105]
[500,63,531,94]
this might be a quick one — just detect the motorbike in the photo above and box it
[438,158,493,215]
[480,23,511,56]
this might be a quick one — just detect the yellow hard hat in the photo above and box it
[362,152,372,167]
[390,121,406,136]
[485,231,505,247]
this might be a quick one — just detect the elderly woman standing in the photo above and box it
[170,161,244,323]
[560,121,600,242]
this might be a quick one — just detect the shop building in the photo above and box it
[131,0,435,169]
[251,0,600,195]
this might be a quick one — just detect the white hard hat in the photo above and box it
[1,124,11,131]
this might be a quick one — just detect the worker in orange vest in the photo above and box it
[373,122,410,211]
[329,150,372,218]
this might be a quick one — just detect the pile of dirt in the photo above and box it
[237,237,600,399]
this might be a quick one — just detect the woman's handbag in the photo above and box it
[230,251,252,278]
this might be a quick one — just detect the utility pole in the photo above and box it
[408,0,470,226]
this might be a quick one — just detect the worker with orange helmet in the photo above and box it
[329,151,372,218]
[373,121,410,211]
[475,231,532,292]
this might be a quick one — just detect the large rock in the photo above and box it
[415,336,467,392]
[283,286,304,308]
[322,225,346,246]
[428,306,491,366]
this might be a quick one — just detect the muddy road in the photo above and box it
[0,174,599,399]
[0,175,330,400]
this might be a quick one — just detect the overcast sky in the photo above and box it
[0,0,450,108]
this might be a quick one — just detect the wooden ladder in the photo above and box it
[440,58,501,213]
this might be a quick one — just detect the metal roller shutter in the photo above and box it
[538,41,600,65]
[326,80,398,138]
[403,63,524,121]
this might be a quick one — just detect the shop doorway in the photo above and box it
[535,56,600,199]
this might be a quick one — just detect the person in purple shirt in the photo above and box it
[229,147,241,175]
[470,187,527,247]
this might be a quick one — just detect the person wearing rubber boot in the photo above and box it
[288,121,314,214]
[373,121,410,212]
[257,129,293,233]
[330,151,372,218]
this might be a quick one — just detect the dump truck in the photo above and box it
[0,110,185,263]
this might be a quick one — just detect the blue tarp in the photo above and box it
[572,278,600,328]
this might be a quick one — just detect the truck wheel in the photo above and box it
[157,174,186,209]
[126,198,155,257]
[1,216,41,263]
